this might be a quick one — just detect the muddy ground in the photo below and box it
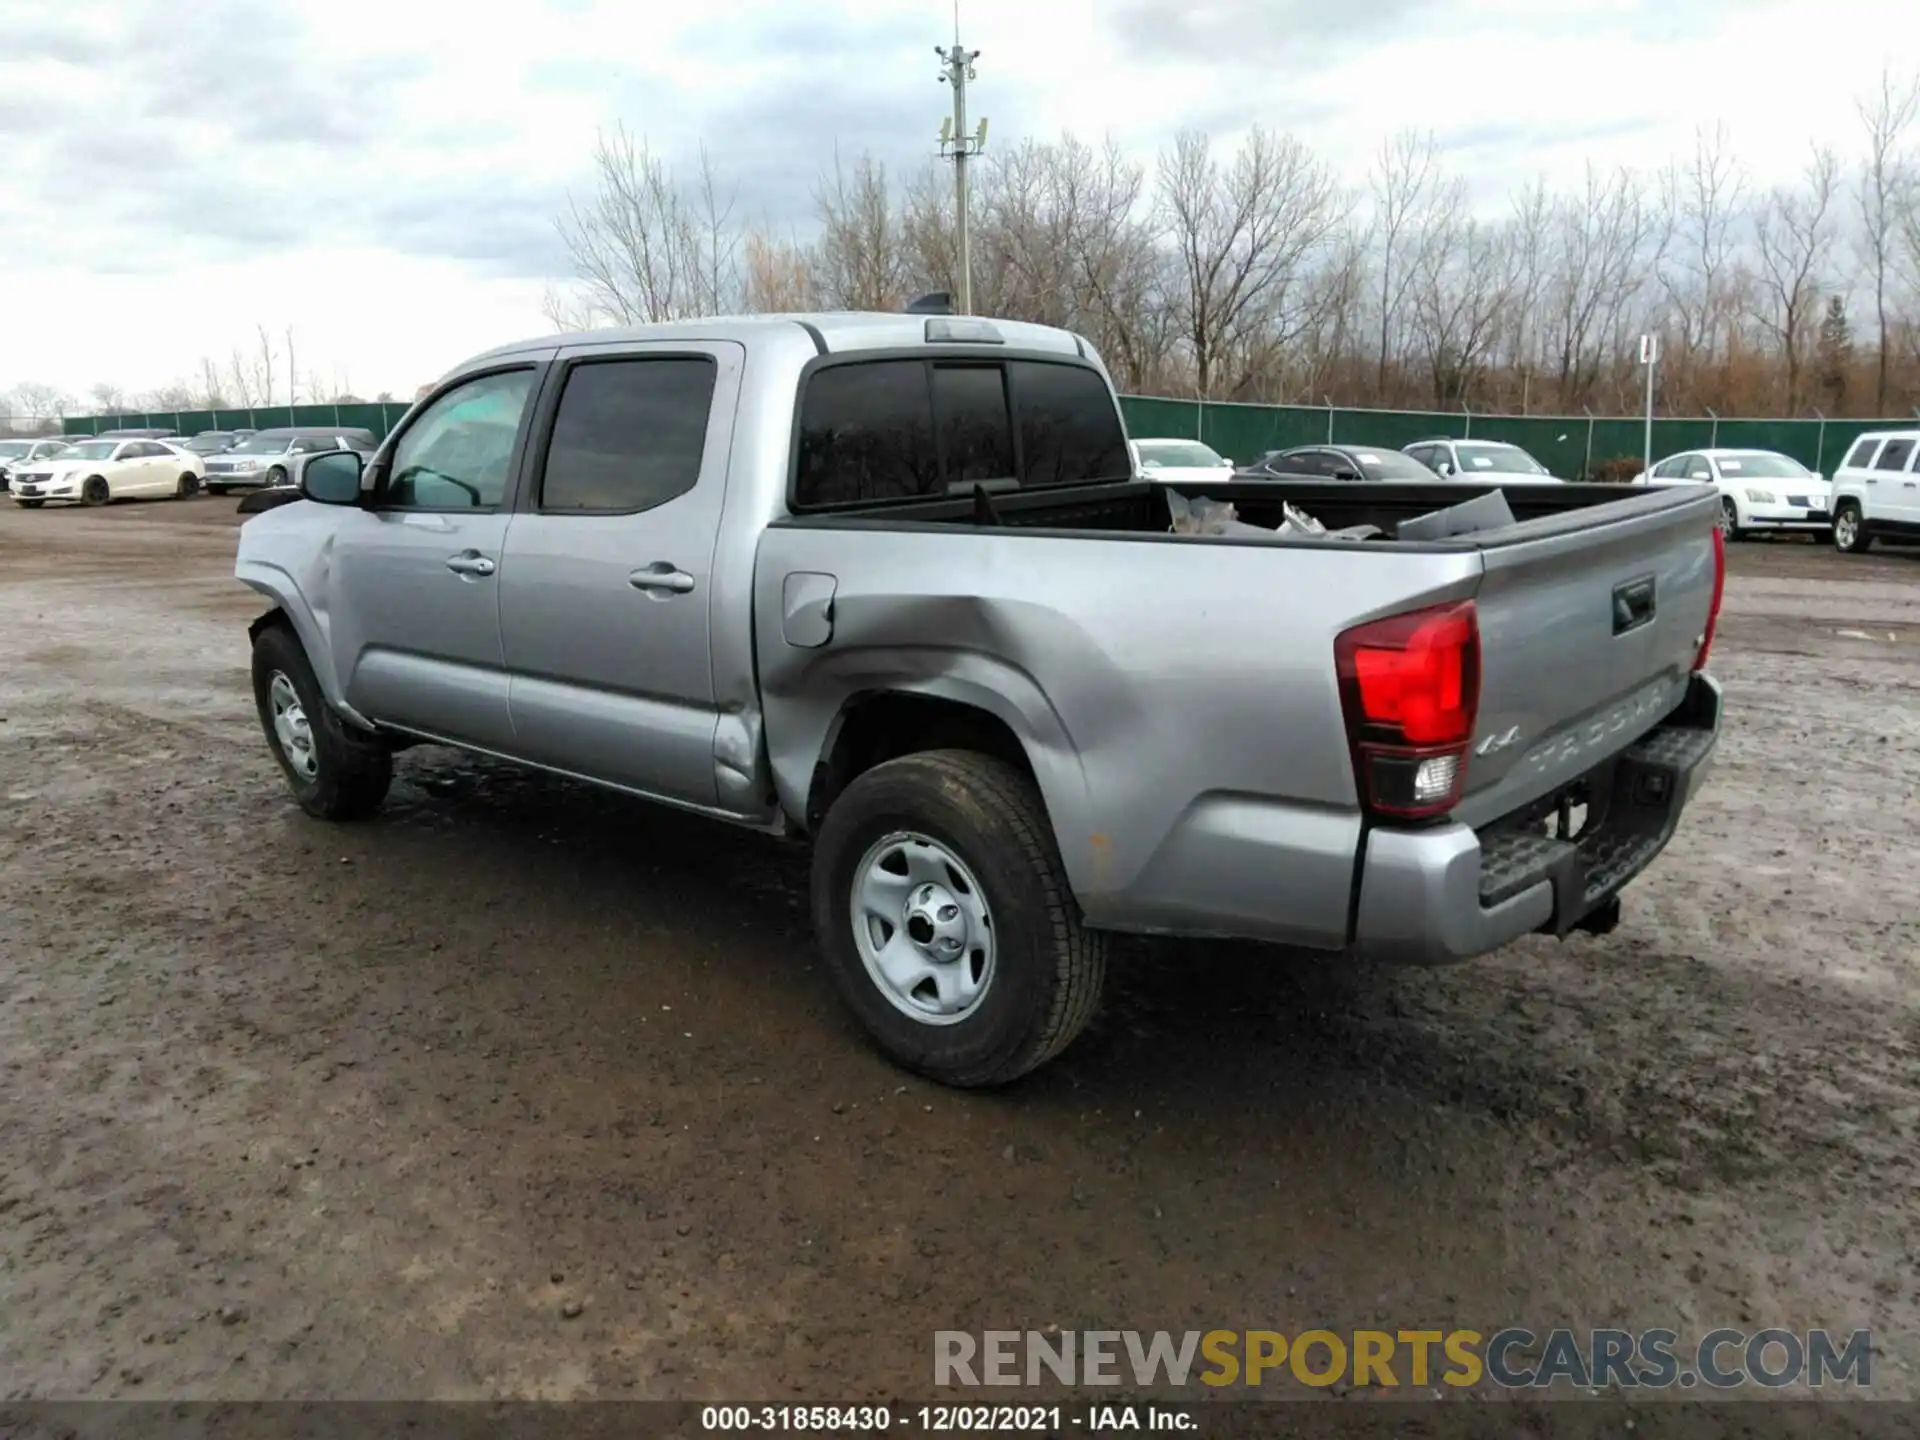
[0,495,1915,1407]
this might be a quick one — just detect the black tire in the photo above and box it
[810,749,1107,1088]
[175,472,201,498]
[80,475,110,507]
[1718,496,1744,542]
[1832,500,1872,554]
[266,466,287,486]
[18,499,44,509]
[250,622,393,821]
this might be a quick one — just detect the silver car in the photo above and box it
[203,427,378,495]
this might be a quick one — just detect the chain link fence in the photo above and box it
[45,397,1920,480]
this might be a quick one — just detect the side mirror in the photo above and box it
[1435,461,1453,476]
[301,449,365,506]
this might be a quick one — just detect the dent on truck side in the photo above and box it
[234,504,365,725]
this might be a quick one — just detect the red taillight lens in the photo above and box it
[1335,600,1480,819]
[1693,525,1725,672]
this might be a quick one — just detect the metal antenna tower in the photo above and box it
[936,5,986,315]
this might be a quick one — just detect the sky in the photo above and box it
[0,0,1910,407]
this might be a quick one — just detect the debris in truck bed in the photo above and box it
[1165,489,1382,542]
[1394,488,1517,541]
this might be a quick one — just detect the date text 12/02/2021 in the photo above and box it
[700,1406,1190,1432]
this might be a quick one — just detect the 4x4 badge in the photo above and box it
[1476,726,1522,757]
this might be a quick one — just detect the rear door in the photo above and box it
[1453,488,1721,827]
[1874,437,1920,524]
[324,363,547,750]
[498,341,743,808]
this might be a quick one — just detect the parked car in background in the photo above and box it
[176,430,244,457]
[1404,437,1562,482]
[1631,449,1830,541]
[8,437,204,506]
[0,437,78,492]
[1828,429,1920,553]
[1130,437,1235,483]
[233,309,1723,1086]
[94,427,178,440]
[203,427,378,495]
[1236,444,1441,482]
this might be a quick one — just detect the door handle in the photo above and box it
[629,564,695,595]
[445,552,496,577]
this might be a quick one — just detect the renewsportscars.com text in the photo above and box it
[933,1327,1872,1391]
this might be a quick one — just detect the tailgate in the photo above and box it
[1454,486,1720,828]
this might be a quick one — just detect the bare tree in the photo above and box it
[741,229,820,312]
[1410,188,1511,407]
[253,326,279,411]
[9,381,73,425]
[196,357,229,409]
[555,124,713,323]
[1856,68,1920,413]
[693,143,742,313]
[812,148,910,311]
[1366,129,1446,400]
[539,283,602,332]
[1498,177,1553,412]
[1542,165,1657,408]
[143,382,196,411]
[224,349,258,408]
[1157,127,1340,399]
[1654,124,1746,407]
[1749,147,1841,412]
[89,381,128,415]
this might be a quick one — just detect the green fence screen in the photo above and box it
[65,397,1908,480]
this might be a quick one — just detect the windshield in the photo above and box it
[65,441,117,460]
[1345,448,1438,481]
[229,433,293,455]
[1136,440,1225,469]
[1455,444,1549,475]
[1714,453,1812,479]
[0,441,31,458]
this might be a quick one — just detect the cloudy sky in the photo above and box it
[0,0,1906,407]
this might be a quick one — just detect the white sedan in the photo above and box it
[1131,437,1236,483]
[7,437,206,508]
[1632,448,1830,539]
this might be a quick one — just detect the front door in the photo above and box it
[326,364,546,750]
[498,341,743,808]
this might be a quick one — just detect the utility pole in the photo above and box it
[936,6,986,316]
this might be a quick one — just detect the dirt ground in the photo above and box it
[0,494,1915,1406]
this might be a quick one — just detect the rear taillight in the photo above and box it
[1693,525,1725,672]
[1335,600,1480,820]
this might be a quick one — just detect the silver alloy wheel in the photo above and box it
[1834,509,1858,550]
[268,671,319,780]
[850,831,996,1025]
[1718,497,1737,538]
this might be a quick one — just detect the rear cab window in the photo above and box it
[538,357,718,513]
[1842,437,1882,469]
[793,356,1127,510]
[1871,438,1916,472]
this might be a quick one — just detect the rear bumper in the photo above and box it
[1350,672,1721,964]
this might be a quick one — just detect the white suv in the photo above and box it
[1829,430,1920,553]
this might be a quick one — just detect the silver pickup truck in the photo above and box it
[233,312,1725,1087]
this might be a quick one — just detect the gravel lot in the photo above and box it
[0,495,1915,1405]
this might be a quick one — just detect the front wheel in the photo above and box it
[1832,502,1872,554]
[175,472,200,498]
[1717,496,1744,541]
[810,749,1107,1088]
[81,475,110,507]
[266,466,287,487]
[250,623,393,820]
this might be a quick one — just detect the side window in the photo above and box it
[539,356,717,514]
[931,364,1014,486]
[1292,450,1340,477]
[1009,361,1129,487]
[1405,445,1434,469]
[288,437,322,454]
[795,361,937,508]
[1842,437,1881,469]
[1650,456,1681,478]
[386,369,538,510]
[1873,438,1915,472]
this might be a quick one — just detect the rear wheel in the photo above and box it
[810,749,1107,1088]
[250,623,393,821]
[1833,501,1872,554]
[175,472,200,498]
[80,475,110,507]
